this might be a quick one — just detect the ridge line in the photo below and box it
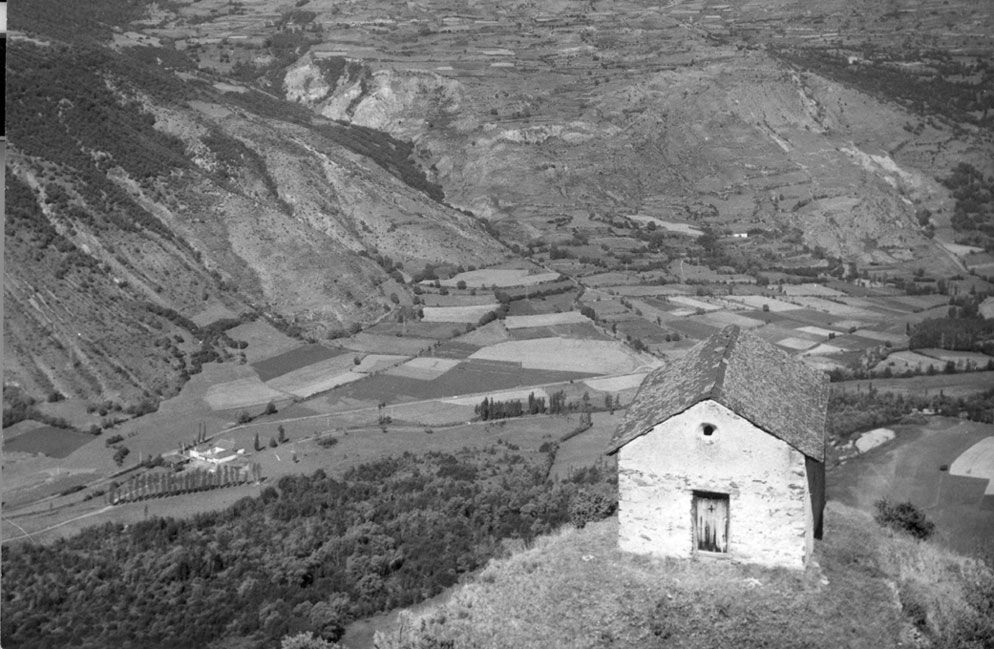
[709,325,740,403]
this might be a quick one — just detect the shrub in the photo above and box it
[113,446,130,466]
[873,499,935,540]
[237,411,252,425]
[568,489,616,529]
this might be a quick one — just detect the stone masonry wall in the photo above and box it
[618,400,813,569]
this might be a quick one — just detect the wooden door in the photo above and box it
[693,492,729,553]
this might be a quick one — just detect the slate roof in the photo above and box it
[607,325,827,460]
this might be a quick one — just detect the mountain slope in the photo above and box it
[4,9,505,407]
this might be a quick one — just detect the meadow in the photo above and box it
[374,502,994,649]
[2,425,94,459]
[830,417,994,557]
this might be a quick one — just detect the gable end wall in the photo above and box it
[617,400,813,568]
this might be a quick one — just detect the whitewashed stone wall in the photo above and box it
[617,400,814,569]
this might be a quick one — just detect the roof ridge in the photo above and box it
[708,325,740,403]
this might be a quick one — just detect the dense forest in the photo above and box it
[771,48,994,128]
[940,162,994,252]
[910,316,994,353]
[0,448,616,649]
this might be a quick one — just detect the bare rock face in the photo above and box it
[286,57,465,141]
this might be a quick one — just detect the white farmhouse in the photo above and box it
[187,444,242,466]
[608,325,828,569]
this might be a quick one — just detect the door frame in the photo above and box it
[691,490,730,555]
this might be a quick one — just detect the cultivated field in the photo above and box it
[226,320,303,363]
[503,311,589,329]
[439,269,561,288]
[339,333,436,355]
[456,320,510,346]
[251,342,340,381]
[830,418,994,556]
[1,426,95,459]
[916,348,993,368]
[441,387,551,406]
[421,294,498,307]
[950,437,994,495]
[878,350,947,373]
[469,338,652,374]
[421,304,499,323]
[385,357,462,381]
[581,372,650,394]
[204,376,291,411]
[626,214,703,236]
[353,354,408,374]
[265,354,365,398]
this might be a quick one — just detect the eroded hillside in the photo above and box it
[5,9,505,406]
[6,0,993,407]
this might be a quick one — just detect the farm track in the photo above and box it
[2,507,114,543]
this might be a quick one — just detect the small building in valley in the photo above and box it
[608,325,827,569]
[187,443,243,467]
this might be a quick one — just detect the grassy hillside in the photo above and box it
[375,503,994,649]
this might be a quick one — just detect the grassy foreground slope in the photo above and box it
[376,503,994,649]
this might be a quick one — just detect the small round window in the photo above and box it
[701,423,716,436]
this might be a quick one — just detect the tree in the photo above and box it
[113,446,130,466]
[265,401,277,415]
[278,425,287,444]
[254,433,262,452]
[269,437,278,448]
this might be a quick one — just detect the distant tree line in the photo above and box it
[475,390,586,422]
[909,317,994,353]
[827,385,994,438]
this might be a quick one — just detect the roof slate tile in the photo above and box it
[607,325,827,460]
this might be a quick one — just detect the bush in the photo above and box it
[568,489,616,529]
[873,499,935,540]
[113,446,130,466]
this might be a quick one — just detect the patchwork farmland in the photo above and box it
[6,255,993,557]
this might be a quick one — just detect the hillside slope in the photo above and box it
[4,7,505,406]
[375,504,994,649]
[277,5,985,270]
